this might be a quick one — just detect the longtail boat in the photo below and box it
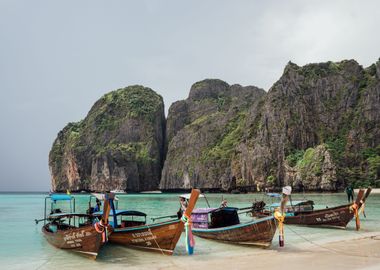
[38,193,114,259]
[190,207,277,247]
[281,188,371,229]
[252,188,371,229]
[94,189,200,255]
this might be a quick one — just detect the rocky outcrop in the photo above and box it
[161,59,380,192]
[50,58,380,192]
[160,79,265,191]
[231,59,380,191]
[49,85,165,192]
[284,145,337,191]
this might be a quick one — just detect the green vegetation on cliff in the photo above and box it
[201,112,246,163]
[286,149,305,167]
[94,142,156,164]
[50,58,380,192]
[49,85,165,192]
[286,147,324,177]
[84,85,163,137]
[49,121,83,172]
[103,85,163,120]
[297,148,323,177]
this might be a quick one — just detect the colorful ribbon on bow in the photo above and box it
[94,219,108,243]
[359,199,366,217]
[274,210,285,247]
[349,203,360,231]
[181,213,195,255]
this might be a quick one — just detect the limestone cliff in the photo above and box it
[50,59,380,192]
[49,85,165,192]
[232,59,380,191]
[161,59,380,191]
[160,79,265,191]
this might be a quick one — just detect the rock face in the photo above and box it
[284,145,337,191]
[161,59,380,192]
[231,59,380,191]
[49,86,165,192]
[160,79,265,191]
[50,58,380,192]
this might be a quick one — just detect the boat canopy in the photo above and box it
[49,194,73,201]
[91,193,119,201]
[192,207,238,214]
[179,193,205,200]
[192,208,217,214]
[270,200,314,208]
[47,213,90,219]
[266,193,281,198]
[110,189,127,194]
[93,210,146,217]
[192,207,240,229]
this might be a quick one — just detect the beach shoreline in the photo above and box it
[157,233,380,270]
[42,231,378,270]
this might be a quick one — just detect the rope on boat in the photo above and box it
[181,213,195,255]
[358,199,366,218]
[274,210,285,247]
[94,219,108,243]
[286,225,380,259]
[146,224,166,256]
[146,225,182,270]
[349,203,360,231]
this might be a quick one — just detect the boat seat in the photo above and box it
[48,224,58,233]
[120,220,145,228]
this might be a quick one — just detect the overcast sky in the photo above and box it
[0,0,379,191]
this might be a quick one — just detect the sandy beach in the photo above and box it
[169,234,380,270]
[48,231,378,270]
[110,233,380,270]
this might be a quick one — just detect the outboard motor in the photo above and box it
[252,201,266,212]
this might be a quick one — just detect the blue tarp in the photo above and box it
[193,207,239,214]
[266,193,281,198]
[50,194,73,201]
[48,213,88,218]
[93,209,146,217]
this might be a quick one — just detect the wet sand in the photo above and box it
[71,232,380,270]
[164,234,380,270]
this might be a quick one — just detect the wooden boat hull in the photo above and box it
[42,224,103,259]
[192,216,277,247]
[284,204,355,228]
[283,189,369,228]
[109,219,182,255]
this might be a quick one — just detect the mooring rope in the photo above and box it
[146,224,165,256]
[146,223,182,269]
[286,225,380,258]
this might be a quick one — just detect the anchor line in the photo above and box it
[286,225,380,259]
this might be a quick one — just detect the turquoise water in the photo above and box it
[0,192,379,269]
